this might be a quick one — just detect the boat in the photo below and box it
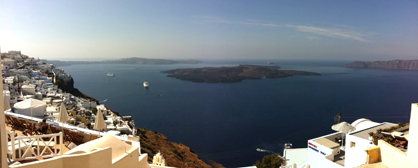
[107,73,114,77]
[143,81,149,87]
[284,142,293,149]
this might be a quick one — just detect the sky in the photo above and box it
[1,0,417,61]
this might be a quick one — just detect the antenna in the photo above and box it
[334,113,342,123]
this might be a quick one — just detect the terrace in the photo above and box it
[4,110,140,166]
[356,123,410,153]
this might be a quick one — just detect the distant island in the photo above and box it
[46,57,200,66]
[344,60,418,70]
[161,65,320,83]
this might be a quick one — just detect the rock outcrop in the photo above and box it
[138,128,224,168]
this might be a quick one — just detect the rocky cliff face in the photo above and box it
[54,75,100,104]
[344,60,418,70]
[138,128,223,168]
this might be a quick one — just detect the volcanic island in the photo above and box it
[162,65,321,83]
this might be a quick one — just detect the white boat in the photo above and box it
[107,73,114,77]
[143,81,149,87]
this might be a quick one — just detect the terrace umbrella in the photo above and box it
[332,122,356,147]
[93,109,107,136]
[13,98,46,119]
[57,103,70,124]
[332,122,356,134]
[3,95,11,110]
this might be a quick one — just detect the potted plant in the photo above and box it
[368,132,374,141]
[384,137,393,143]
[372,134,379,145]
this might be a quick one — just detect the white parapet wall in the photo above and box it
[408,104,418,165]
[378,140,415,168]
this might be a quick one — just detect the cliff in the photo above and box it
[138,128,224,168]
[54,74,99,104]
[343,60,418,70]
[162,65,320,83]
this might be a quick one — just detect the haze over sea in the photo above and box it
[59,60,415,167]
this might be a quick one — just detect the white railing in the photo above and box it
[8,131,64,161]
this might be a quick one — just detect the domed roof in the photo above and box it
[351,118,380,131]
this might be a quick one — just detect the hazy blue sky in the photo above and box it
[1,0,417,61]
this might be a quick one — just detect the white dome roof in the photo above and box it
[351,118,380,131]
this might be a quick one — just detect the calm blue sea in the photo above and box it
[59,60,417,167]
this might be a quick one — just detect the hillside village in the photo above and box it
[0,50,170,168]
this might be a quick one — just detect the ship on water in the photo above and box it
[143,81,149,87]
[107,73,114,77]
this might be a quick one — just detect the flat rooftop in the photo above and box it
[283,148,308,166]
[350,123,397,140]
[314,137,340,149]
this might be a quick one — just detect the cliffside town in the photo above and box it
[1,50,220,168]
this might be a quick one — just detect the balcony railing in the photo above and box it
[8,130,64,161]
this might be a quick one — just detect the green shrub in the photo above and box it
[92,107,97,115]
[254,154,283,168]
[384,137,393,143]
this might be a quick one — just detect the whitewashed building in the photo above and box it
[284,104,418,168]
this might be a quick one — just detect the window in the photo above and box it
[350,141,356,148]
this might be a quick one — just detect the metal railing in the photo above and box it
[8,131,64,161]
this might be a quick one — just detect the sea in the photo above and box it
[58,60,417,167]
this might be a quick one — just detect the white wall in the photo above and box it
[308,140,334,159]
[307,147,343,168]
[344,134,374,168]
[378,140,417,168]
[306,132,344,168]
[408,104,418,164]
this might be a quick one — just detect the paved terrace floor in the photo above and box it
[357,162,389,168]
[334,149,345,166]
